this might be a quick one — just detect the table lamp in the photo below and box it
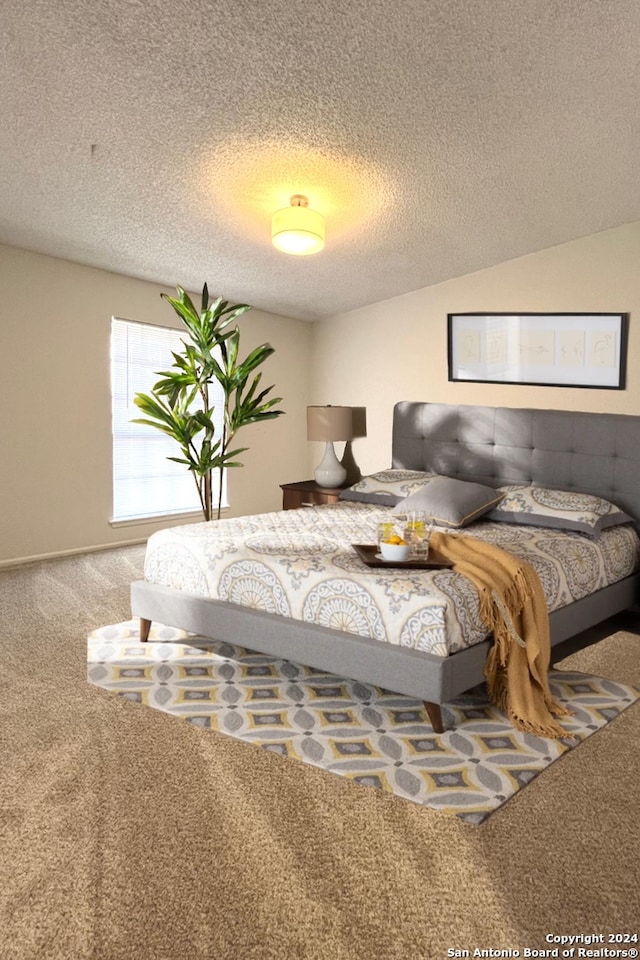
[307,405,354,487]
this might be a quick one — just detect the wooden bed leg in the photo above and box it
[139,618,152,642]
[423,700,444,734]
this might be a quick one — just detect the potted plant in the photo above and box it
[133,283,284,521]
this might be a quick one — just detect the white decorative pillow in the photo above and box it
[486,485,633,537]
[339,469,436,505]
[393,477,504,528]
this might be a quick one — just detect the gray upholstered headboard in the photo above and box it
[392,402,640,525]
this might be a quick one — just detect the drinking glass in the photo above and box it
[404,511,431,558]
[377,520,396,552]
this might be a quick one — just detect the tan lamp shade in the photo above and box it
[307,406,354,442]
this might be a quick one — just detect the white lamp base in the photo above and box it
[314,441,347,488]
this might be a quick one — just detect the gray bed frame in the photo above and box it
[131,402,640,732]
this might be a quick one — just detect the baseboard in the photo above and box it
[0,538,147,571]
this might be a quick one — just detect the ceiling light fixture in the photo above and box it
[271,194,325,256]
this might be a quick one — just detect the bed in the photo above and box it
[131,402,640,733]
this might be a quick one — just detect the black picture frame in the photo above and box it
[447,312,628,389]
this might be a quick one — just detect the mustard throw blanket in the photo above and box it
[430,531,571,739]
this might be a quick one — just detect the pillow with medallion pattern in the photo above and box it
[339,469,436,506]
[485,485,633,537]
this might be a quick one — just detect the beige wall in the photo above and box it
[0,244,312,565]
[310,221,640,477]
[3,220,639,564]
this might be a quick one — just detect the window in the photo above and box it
[110,317,227,523]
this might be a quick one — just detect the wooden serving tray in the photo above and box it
[351,544,453,569]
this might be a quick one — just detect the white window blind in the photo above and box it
[111,317,227,522]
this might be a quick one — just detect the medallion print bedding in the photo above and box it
[143,502,640,658]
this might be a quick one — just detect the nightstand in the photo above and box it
[280,480,348,510]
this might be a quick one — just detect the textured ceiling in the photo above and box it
[2,0,640,321]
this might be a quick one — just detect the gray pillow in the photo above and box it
[393,477,503,528]
[486,485,634,537]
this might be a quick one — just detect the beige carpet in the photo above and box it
[88,620,640,823]
[1,546,639,960]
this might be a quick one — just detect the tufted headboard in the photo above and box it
[392,402,640,526]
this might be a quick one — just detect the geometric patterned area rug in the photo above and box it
[87,621,640,824]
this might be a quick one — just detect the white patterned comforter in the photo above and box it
[143,502,640,657]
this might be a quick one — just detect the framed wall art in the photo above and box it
[447,312,628,389]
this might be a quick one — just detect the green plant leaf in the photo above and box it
[135,283,285,521]
[235,344,276,382]
[161,290,202,339]
[223,446,249,459]
[220,302,251,319]
[225,328,240,371]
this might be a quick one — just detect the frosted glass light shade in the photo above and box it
[272,203,325,256]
